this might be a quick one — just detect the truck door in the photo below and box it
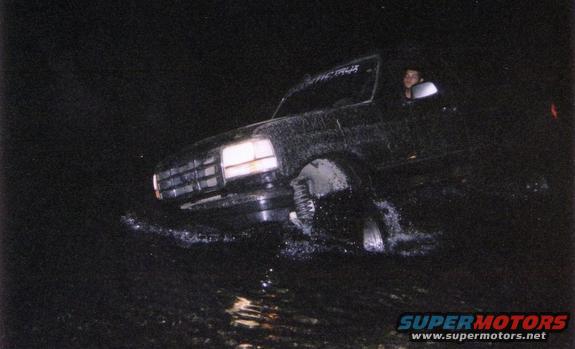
[331,102,417,168]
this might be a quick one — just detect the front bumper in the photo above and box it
[179,186,294,228]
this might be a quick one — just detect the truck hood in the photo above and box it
[189,116,294,151]
[157,113,313,169]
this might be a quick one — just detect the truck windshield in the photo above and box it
[275,57,379,117]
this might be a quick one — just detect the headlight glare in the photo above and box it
[222,139,277,179]
[253,139,274,158]
[222,142,256,167]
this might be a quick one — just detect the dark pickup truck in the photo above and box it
[152,54,536,251]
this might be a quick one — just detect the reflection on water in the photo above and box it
[226,296,279,329]
[226,268,283,331]
[223,267,320,347]
[214,257,484,348]
[227,297,262,329]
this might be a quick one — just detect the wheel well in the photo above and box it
[294,156,371,198]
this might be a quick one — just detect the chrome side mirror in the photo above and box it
[411,82,438,99]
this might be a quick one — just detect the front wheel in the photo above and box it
[290,159,387,252]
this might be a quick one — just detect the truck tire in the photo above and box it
[290,159,386,252]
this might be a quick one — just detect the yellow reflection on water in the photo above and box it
[226,296,279,330]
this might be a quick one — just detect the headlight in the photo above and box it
[222,139,278,179]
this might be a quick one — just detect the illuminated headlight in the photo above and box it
[222,139,278,179]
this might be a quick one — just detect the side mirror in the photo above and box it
[411,82,438,99]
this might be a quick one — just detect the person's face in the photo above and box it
[403,69,422,89]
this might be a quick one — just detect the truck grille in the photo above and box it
[156,152,223,200]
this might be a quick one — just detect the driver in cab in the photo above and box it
[402,67,424,100]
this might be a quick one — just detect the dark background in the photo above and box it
[5,0,572,156]
[2,0,573,347]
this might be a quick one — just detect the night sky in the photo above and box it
[1,1,573,345]
[5,0,572,158]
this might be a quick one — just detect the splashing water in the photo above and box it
[278,232,353,260]
[120,212,242,246]
[374,200,441,257]
[278,238,321,260]
[278,199,440,259]
[122,197,440,257]
[376,200,403,235]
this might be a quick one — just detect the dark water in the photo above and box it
[6,170,573,348]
